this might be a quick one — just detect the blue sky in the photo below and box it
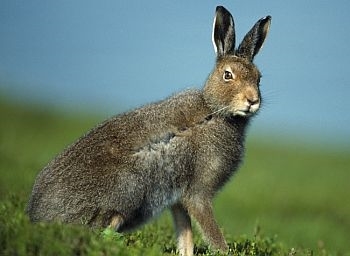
[1,1,350,148]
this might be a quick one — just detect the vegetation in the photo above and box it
[1,97,349,255]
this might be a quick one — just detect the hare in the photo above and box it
[27,6,271,256]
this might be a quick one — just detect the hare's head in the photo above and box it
[204,6,271,118]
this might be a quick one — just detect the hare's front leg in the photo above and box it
[186,199,228,252]
[171,203,194,256]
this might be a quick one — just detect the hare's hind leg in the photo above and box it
[109,214,124,231]
[171,203,193,256]
[186,199,228,253]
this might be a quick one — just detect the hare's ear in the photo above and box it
[236,16,271,61]
[212,6,235,58]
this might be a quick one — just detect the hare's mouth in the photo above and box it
[233,106,259,117]
[234,110,251,117]
[234,110,254,117]
[209,104,259,118]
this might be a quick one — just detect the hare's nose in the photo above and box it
[247,97,259,106]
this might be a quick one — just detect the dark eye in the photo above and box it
[223,70,233,80]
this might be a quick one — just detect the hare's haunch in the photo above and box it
[27,6,271,256]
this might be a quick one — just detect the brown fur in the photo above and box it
[27,6,271,256]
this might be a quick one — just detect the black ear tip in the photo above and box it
[216,6,230,15]
[262,15,272,22]
[258,16,272,30]
[216,6,224,12]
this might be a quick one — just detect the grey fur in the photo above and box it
[27,5,271,255]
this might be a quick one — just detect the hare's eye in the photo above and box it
[223,70,234,81]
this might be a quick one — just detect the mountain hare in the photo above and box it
[27,6,271,256]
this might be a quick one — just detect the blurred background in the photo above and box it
[0,0,349,254]
[1,0,350,147]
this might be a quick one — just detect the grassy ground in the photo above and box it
[0,97,349,255]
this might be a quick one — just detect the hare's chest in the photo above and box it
[132,132,176,167]
[131,132,188,215]
[147,186,182,217]
[132,130,191,170]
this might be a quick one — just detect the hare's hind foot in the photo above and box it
[109,214,124,231]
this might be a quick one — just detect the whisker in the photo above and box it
[209,105,230,116]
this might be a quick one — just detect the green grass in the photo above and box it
[1,97,349,255]
[215,141,350,254]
